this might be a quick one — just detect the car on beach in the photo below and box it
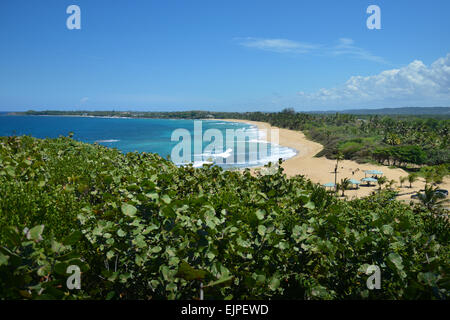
[411,189,448,199]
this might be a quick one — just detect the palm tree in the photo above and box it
[325,130,331,143]
[388,179,396,190]
[334,152,344,192]
[399,176,407,188]
[423,170,435,187]
[417,185,449,211]
[408,174,418,188]
[340,178,351,197]
[335,183,341,196]
[377,176,387,190]
[384,133,401,146]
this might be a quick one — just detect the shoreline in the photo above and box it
[220,118,450,200]
[5,114,449,200]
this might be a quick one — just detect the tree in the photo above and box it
[408,174,418,188]
[423,170,435,187]
[325,130,331,143]
[384,133,401,146]
[377,176,387,190]
[417,185,449,211]
[388,179,396,190]
[340,178,351,197]
[396,145,427,166]
[334,152,344,192]
[281,108,295,115]
[399,176,407,188]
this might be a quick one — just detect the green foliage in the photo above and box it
[373,145,427,167]
[418,165,449,185]
[377,176,388,190]
[0,226,89,299]
[340,178,351,196]
[0,136,448,300]
[416,185,449,211]
[408,173,419,188]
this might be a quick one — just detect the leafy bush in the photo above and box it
[0,225,89,299]
[0,136,448,299]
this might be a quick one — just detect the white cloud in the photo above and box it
[235,37,319,53]
[296,53,450,107]
[235,37,385,63]
[329,38,386,63]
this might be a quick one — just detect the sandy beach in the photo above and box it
[221,119,450,201]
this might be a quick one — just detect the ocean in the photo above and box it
[0,115,296,169]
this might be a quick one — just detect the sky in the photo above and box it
[0,0,449,112]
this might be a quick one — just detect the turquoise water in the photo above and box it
[0,115,296,169]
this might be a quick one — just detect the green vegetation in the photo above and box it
[408,174,419,189]
[235,110,449,168]
[339,178,351,197]
[416,185,449,211]
[377,176,388,190]
[0,136,448,299]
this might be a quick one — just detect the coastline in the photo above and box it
[220,118,450,200]
[19,114,135,119]
[5,115,449,200]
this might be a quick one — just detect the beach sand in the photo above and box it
[220,119,450,201]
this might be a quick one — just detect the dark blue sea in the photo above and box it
[0,115,296,169]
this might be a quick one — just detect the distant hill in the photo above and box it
[315,107,450,116]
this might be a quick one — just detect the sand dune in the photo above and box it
[221,119,450,201]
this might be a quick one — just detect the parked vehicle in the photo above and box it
[435,189,448,197]
[411,189,448,199]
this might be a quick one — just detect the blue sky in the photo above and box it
[0,0,449,111]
